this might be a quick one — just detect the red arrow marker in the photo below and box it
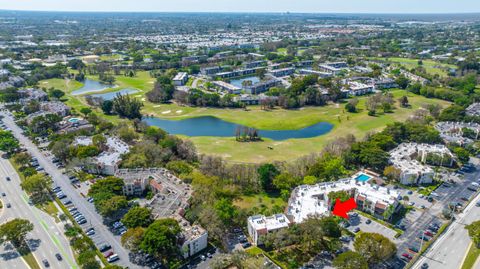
[332,198,357,219]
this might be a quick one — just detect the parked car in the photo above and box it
[104,251,114,258]
[42,259,50,267]
[99,244,111,252]
[366,219,372,224]
[409,246,419,253]
[107,254,119,263]
[424,230,434,237]
[353,227,360,233]
[402,253,412,260]
[242,242,252,248]
[6,176,10,181]
[55,253,62,261]
[421,263,429,269]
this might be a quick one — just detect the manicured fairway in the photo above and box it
[41,73,451,163]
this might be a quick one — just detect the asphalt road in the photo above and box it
[0,156,78,269]
[0,112,138,269]
[412,192,480,269]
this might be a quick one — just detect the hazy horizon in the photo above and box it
[0,0,479,14]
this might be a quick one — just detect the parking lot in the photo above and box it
[347,213,398,242]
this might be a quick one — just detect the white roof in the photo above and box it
[287,176,399,223]
[248,214,290,232]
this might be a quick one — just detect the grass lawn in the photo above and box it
[38,201,60,223]
[19,248,41,269]
[461,243,480,269]
[234,193,286,213]
[276,48,288,55]
[370,57,456,77]
[40,74,450,163]
[144,89,449,163]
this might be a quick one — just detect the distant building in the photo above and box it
[245,60,266,69]
[318,62,349,75]
[244,78,281,95]
[18,88,48,104]
[40,101,71,117]
[299,69,332,78]
[435,122,480,145]
[466,103,480,117]
[389,143,454,185]
[373,78,397,90]
[233,93,278,105]
[75,136,130,175]
[215,67,263,79]
[269,67,295,77]
[247,214,291,246]
[400,70,429,86]
[82,55,100,64]
[173,72,189,86]
[346,81,373,96]
[200,66,223,76]
[212,81,241,94]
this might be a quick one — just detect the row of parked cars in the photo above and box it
[400,223,440,262]
[53,186,120,264]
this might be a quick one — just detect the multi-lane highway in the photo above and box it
[0,155,78,269]
[412,192,480,269]
[0,111,138,269]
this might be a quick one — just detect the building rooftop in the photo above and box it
[287,174,399,223]
[248,214,291,232]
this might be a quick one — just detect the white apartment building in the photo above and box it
[389,143,454,185]
[177,217,208,258]
[173,72,189,86]
[247,214,291,246]
[287,173,400,224]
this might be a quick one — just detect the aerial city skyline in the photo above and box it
[0,0,479,13]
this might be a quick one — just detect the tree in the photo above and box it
[354,233,397,265]
[214,198,238,225]
[112,94,144,119]
[466,221,480,248]
[96,196,128,218]
[383,166,401,181]
[122,207,153,228]
[0,219,34,247]
[68,59,86,70]
[48,89,65,99]
[101,100,114,115]
[345,98,359,113]
[21,174,52,204]
[80,107,92,116]
[0,130,19,153]
[139,219,181,260]
[395,75,409,89]
[257,163,280,192]
[327,190,351,209]
[453,147,470,163]
[333,251,368,269]
[398,96,409,108]
[121,227,145,251]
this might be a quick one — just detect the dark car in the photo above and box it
[461,197,469,202]
[353,227,360,233]
[6,176,10,181]
[42,259,50,267]
[99,244,111,252]
[6,203,11,208]
[366,219,372,224]
[55,253,62,261]
[242,242,252,248]
[421,263,429,269]
[409,246,419,253]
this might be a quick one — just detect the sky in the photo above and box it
[0,0,479,14]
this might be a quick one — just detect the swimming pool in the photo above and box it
[68,118,80,123]
[355,173,372,182]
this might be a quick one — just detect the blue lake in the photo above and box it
[143,116,334,141]
[71,79,115,95]
[229,76,260,88]
[91,88,139,100]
